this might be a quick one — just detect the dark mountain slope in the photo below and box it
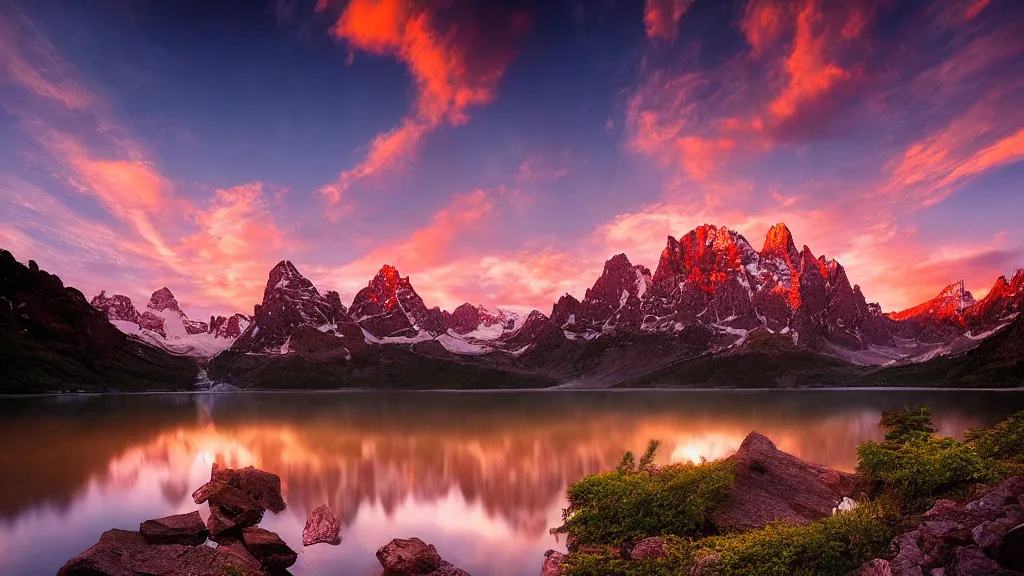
[0,250,198,393]
[860,315,1024,388]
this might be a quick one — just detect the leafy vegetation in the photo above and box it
[562,505,894,576]
[856,407,1004,507]
[966,410,1024,463]
[553,442,734,546]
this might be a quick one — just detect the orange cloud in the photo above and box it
[678,137,735,181]
[319,0,529,209]
[643,0,695,40]
[767,1,852,121]
[741,0,787,56]
[176,183,289,309]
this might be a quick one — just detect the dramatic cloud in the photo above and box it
[643,0,694,40]
[318,0,529,212]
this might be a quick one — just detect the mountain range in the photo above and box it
[2,222,1022,392]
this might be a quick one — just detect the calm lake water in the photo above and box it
[2,389,1024,576]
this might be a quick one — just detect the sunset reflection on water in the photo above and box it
[1,390,1023,576]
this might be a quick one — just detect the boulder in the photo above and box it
[890,532,925,576]
[630,536,666,560]
[692,552,722,576]
[1004,523,1024,570]
[241,526,298,569]
[540,550,565,576]
[302,503,342,546]
[376,538,443,575]
[710,432,858,531]
[204,483,265,536]
[973,521,1008,553]
[919,521,973,558]
[139,510,209,546]
[56,529,263,576]
[856,559,893,576]
[948,545,1019,576]
[427,561,470,576]
[193,464,286,514]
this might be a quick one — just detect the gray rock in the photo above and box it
[540,550,565,576]
[973,521,1008,552]
[377,538,469,576]
[948,545,1019,576]
[630,536,667,560]
[891,532,926,576]
[856,559,892,576]
[302,504,342,546]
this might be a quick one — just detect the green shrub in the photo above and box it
[966,410,1024,462]
[857,407,1003,506]
[554,443,734,546]
[562,505,894,576]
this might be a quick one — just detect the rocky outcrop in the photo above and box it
[58,466,296,576]
[302,503,342,546]
[856,476,1024,575]
[192,464,286,537]
[376,537,469,575]
[210,313,251,339]
[710,431,859,532]
[56,528,263,576]
[139,510,209,546]
[137,287,209,337]
[448,303,482,334]
[241,526,298,570]
[567,254,650,333]
[90,291,140,323]
[231,260,364,355]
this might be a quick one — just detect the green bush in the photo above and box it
[554,443,734,546]
[856,407,1003,506]
[562,505,894,576]
[966,410,1024,462]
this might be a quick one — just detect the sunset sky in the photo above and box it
[1,0,1022,318]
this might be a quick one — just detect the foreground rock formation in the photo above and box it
[58,465,295,576]
[856,476,1024,575]
[377,537,470,576]
[712,431,860,531]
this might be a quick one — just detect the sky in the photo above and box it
[1,0,1022,319]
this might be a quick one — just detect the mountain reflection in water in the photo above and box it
[2,390,1024,576]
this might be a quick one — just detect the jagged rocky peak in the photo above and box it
[551,293,581,327]
[449,302,482,334]
[147,287,181,313]
[761,222,800,263]
[571,254,651,332]
[350,264,444,338]
[209,313,251,339]
[232,260,362,354]
[91,291,140,323]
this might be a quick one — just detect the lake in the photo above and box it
[2,389,1024,576]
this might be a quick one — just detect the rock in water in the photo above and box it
[302,504,342,546]
[377,537,472,575]
[204,483,265,536]
[540,550,565,576]
[193,464,286,514]
[56,529,263,576]
[139,510,209,545]
[710,431,858,532]
[241,526,298,569]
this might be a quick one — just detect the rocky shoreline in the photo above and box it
[56,425,1024,575]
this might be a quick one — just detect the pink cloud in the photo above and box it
[643,0,695,40]
[318,0,530,209]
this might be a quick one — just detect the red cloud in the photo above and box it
[643,0,695,40]
[177,183,290,309]
[319,0,530,209]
